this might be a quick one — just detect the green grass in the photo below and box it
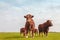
[0,32,60,40]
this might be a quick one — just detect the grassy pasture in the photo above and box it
[0,32,60,40]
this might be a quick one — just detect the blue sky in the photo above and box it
[0,0,60,32]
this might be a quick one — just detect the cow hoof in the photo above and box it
[26,36,28,38]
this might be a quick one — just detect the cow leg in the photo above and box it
[44,31,47,36]
[25,30,28,38]
[42,32,43,37]
[44,31,45,35]
[44,31,46,37]
[35,32,37,36]
[39,31,41,36]
[32,30,34,38]
[46,30,48,36]
[29,30,33,37]
[23,30,26,36]
[29,31,32,37]
[45,28,49,36]
[44,30,48,36]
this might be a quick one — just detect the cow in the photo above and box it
[20,27,26,36]
[38,20,53,37]
[24,14,35,38]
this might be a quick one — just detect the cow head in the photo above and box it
[24,14,34,18]
[46,20,53,27]
[24,14,34,22]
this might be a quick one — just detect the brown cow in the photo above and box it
[24,14,35,38]
[38,20,53,36]
[20,27,26,36]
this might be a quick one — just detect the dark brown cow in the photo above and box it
[24,14,35,38]
[20,27,26,36]
[38,20,53,36]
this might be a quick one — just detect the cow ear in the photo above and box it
[24,16,26,18]
[31,15,34,18]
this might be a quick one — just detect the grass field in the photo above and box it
[0,32,60,40]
